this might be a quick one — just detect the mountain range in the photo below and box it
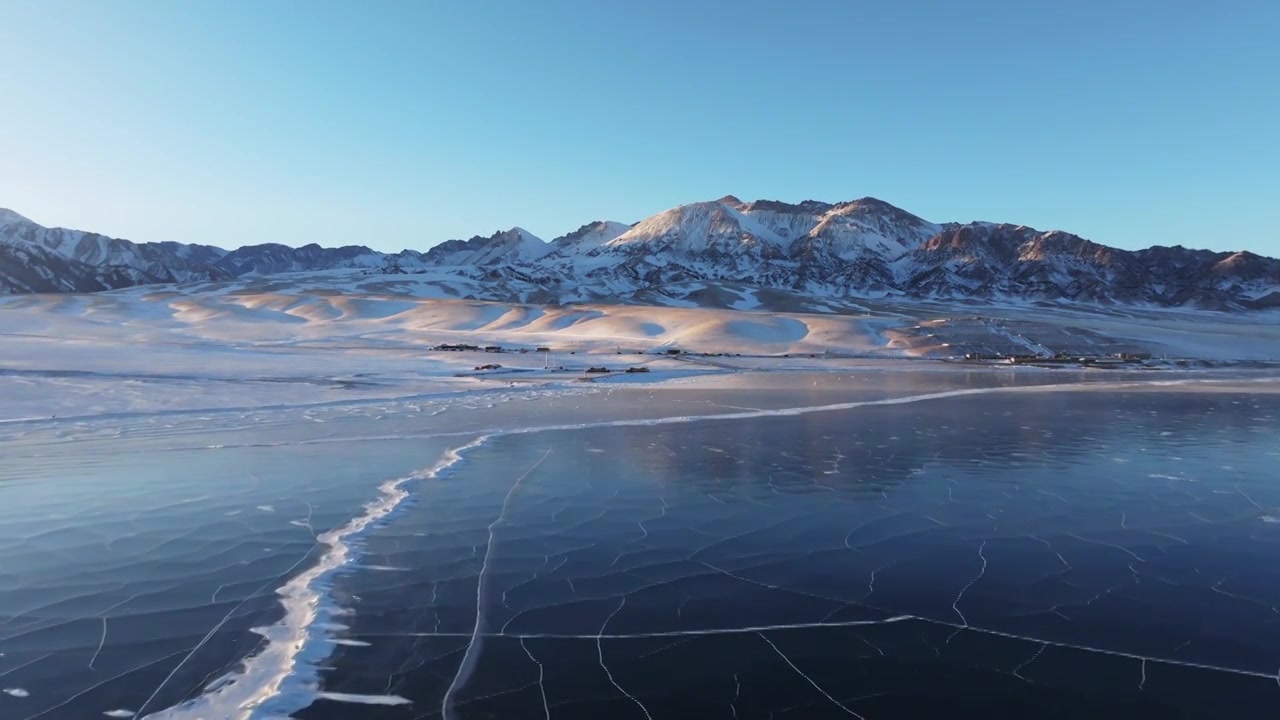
[1,199,1277,310]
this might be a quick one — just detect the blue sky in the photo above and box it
[1,1,1276,255]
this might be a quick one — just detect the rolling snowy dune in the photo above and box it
[1,275,1278,425]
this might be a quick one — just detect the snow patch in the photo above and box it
[315,692,412,706]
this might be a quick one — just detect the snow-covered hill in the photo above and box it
[0,208,232,288]
[2,198,1277,310]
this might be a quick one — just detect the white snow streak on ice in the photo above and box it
[141,437,488,720]
[315,692,411,706]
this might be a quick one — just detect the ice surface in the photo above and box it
[5,375,1276,718]
[286,387,1280,719]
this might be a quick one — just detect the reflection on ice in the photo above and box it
[1,373,1278,719]
[293,384,1280,719]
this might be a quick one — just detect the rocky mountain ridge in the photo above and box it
[1,199,1276,310]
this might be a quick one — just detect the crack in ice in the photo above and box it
[20,650,188,720]
[0,653,51,679]
[443,447,551,720]
[1013,642,1047,680]
[1064,532,1145,562]
[89,617,107,670]
[357,616,915,640]
[598,596,652,719]
[1028,535,1072,569]
[951,540,987,626]
[518,639,550,720]
[757,632,864,719]
[1145,529,1188,545]
[1235,484,1265,512]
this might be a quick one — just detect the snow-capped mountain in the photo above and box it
[0,237,159,294]
[1,199,1277,310]
[898,223,1280,309]
[550,221,633,254]
[215,243,385,276]
[0,208,233,288]
[419,227,550,267]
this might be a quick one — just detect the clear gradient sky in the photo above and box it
[1,1,1277,255]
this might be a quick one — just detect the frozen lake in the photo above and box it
[1,371,1278,718]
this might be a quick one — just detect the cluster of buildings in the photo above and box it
[432,343,513,353]
[963,351,1153,365]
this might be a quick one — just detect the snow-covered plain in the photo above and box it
[1,274,1279,421]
